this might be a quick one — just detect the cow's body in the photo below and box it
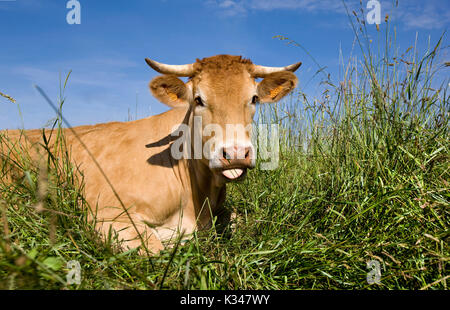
[1,55,301,254]
[3,106,228,252]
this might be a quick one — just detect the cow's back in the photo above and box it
[1,107,191,217]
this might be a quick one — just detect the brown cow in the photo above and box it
[1,55,301,254]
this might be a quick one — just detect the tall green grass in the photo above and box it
[0,10,448,289]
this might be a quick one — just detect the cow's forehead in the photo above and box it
[193,71,255,102]
[192,55,253,82]
[190,56,256,99]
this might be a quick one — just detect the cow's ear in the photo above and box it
[149,75,190,108]
[257,71,298,103]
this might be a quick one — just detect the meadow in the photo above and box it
[0,14,448,289]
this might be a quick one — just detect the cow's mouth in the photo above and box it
[221,168,247,181]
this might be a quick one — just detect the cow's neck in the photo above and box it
[182,108,226,229]
[180,155,225,230]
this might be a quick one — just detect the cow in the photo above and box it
[1,55,301,254]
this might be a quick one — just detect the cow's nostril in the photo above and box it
[223,149,230,160]
[245,150,250,159]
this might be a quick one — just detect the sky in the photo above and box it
[0,0,448,129]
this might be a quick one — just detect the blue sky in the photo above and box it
[0,0,448,129]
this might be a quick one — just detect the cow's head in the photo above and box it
[146,55,301,184]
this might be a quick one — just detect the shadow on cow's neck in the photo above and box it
[144,106,224,196]
[145,106,193,169]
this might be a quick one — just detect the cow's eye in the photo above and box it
[251,95,259,104]
[195,97,205,107]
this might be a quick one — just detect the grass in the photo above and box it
[0,8,448,289]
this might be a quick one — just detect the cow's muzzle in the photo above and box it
[214,145,255,181]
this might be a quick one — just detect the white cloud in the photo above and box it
[207,0,356,16]
[389,1,450,30]
[207,0,450,30]
[206,0,247,17]
[248,0,344,12]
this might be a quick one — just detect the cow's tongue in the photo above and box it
[222,168,244,179]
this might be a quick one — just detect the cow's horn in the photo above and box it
[145,58,195,77]
[251,62,302,78]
